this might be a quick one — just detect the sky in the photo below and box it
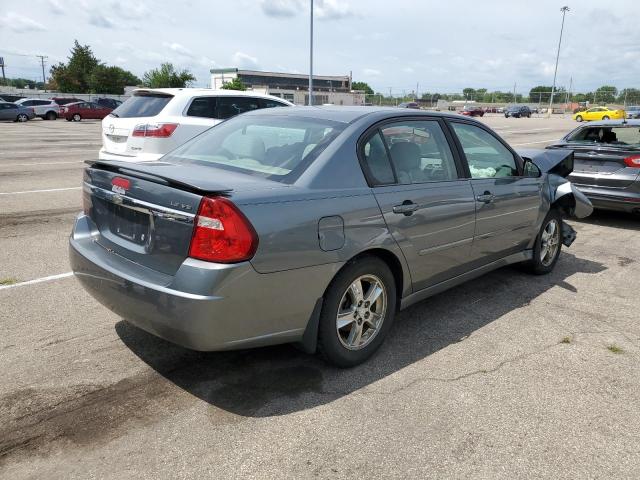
[1,0,639,95]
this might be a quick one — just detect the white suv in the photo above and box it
[99,88,294,162]
[14,98,60,120]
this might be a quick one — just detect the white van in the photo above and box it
[99,88,294,162]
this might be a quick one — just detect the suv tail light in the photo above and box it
[189,197,258,263]
[624,155,640,168]
[132,123,178,138]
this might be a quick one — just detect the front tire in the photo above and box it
[525,210,563,275]
[602,115,610,120]
[73,114,81,122]
[45,111,57,120]
[16,114,28,122]
[318,257,396,367]
[575,115,583,122]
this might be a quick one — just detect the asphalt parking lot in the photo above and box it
[1,114,639,479]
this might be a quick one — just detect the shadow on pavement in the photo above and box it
[116,252,606,418]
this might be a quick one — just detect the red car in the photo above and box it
[459,106,485,117]
[62,101,113,121]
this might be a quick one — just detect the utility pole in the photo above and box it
[513,82,517,104]
[308,0,314,106]
[548,6,570,117]
[0,56,5,85]
[36,55,48,90]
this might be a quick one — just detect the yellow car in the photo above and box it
[573,107,625,122]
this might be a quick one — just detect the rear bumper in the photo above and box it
[98,148,164,163]
[69,214,336,350]
[574,185,640,213]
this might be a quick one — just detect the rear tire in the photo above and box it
[45,111,57,120]
[602,115,610,120]
[317,257,396,367]
[575,115,583,122]
[524,209,563,275]
[73,114,81,122]
[16,114,28,122]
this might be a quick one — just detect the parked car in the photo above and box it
[0,94,25,103]
[52,97,82,106]
[14,98,60,120]
[546,120,640,213]
[505,105,532,118]
[397,102,420,109]
[529,106,539,114]
[95,98,123,110]
[625,106,640,119]
[62,101,113,121]
[573,107,625,122]
[460,105,484,117]
[0,102,36,122]
[99,88,294,162]
[70,107,592,367]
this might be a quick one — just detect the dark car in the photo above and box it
[460,105,484,117]
[505,105,532,118]
[398,102,420,109]
[546,120,640,213]
[62,101,113,121]
[95,98,123,110]
[0,102,36,122]
[70,106,592,367]
[0,94,26,103]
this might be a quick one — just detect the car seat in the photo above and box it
[390,142,425,184]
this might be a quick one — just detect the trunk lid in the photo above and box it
[83,161,284,275]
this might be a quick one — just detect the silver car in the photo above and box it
[14,98,60,120]
[0,102,36,122]
[70,107,592,367]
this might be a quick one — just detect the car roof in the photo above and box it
[240,105,481,124]
[575,119,640,127]
[132,87,293,103]
[16,97,53,102]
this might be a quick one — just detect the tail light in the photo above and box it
[132,123,178,138]
[189,196,258,263]
[624,155,640,168]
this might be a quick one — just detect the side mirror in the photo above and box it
[523,159,541,178]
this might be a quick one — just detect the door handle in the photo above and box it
[476,192,495,203]
[393,201,420,215]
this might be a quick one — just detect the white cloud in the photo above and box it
[232,51,260,69]
[47,0,64,15]
[162,42,195,58]
[363,68,381,77]
[1,12,46,32]
[110,1,149,19]
[316,0,354,20]
[88,13,115,28]
[260,0,303,17]
[402,67,414,73]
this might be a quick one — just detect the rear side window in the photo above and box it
[361,132,395,185]
[186,97,218,118]
[112,94,172,118]
[216,97,261,120]
[259,98,287,109]
[568,126,640,147]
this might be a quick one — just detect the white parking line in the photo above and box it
[0,161,84,167]
[0,272,74,291]
[0,187,82,195]
[0,150,97,156]
[511,139,560,146]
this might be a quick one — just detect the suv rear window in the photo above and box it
[112,93,172,118]
[163,115,345,182]
[568,126,640,147]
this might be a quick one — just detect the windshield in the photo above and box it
[567,126,640,148]
[163,115,346,182]
[112,93,172,118]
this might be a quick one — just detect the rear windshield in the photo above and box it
[111,93,172,118]
[567,126,640,147]
[163,115,346,182]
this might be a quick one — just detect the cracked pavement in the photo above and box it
[1,117,639,479]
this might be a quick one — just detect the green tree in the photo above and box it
[220,77,246,91]
[352,81,374,95]
[462,87,476,100]
[594,85,617,104]
[142,63,195,88]
[50,40,100,93]
[89,65,140,94]
[528,86,554,104]
[618,88,640,106]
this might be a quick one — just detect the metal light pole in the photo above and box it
[548,6,570,117]
[308,0,314,106]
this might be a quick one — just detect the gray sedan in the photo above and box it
[547,120,640,213]
[70,107,592,367]
[0,102,36,122]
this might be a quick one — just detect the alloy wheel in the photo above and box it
[336,274,387,350]
[17,114,28,122]
[540,219,560,266]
